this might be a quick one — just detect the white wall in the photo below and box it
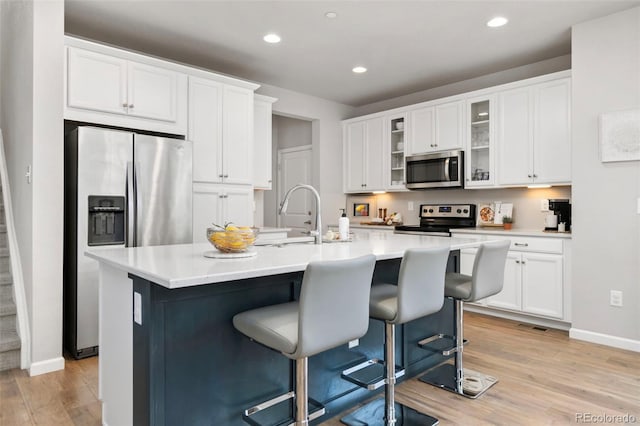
[571,7,640,347]
[0,0,64,374]
[254,84,355,231]
[351,55,571,117]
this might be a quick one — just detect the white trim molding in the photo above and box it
[570,328,640,353]
[29,356,65,376]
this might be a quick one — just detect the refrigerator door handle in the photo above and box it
[126,161,136,247]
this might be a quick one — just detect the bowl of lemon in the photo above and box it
[207,223,258,253]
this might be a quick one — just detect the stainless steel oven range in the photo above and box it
[394,204,476,236]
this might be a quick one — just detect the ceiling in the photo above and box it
[64,1,639,107]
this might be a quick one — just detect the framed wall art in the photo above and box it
[353,203,370,217]
[599,109,640,163]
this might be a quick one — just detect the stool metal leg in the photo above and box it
[454,299,464,395]
[295,357,309,426]
[385,323,396,425]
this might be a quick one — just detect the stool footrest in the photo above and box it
[242,392,325,426]
[341,359,405,391]
[418,334,468,356]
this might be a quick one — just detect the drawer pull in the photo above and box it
[514,243,529,247]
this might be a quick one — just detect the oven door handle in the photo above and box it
[444,158,451,181]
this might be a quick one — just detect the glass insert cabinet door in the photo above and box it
[387,114,407,190]
[466,97,494,187]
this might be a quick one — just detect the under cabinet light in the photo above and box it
[372,191,386,194]
[527,184,551,189]
[352,66,367,73]
[263,34,281,43]
[487,17,508,28]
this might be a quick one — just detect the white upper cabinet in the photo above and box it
[435,101,464,151]
[222,85,254,184]
[189,77,254,185]
[344,118,384,192]
[407,106,435,155]
[67,47,127,115]
[127,61,179,122]
[66,46,186,133]
[465,96,495,188]
[533,79,571,184]
[189,77,223,183]
[406,101,463,155]
[253,95,277,190]
[498,78,571,186]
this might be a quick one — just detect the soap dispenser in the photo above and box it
[339,208,349,240]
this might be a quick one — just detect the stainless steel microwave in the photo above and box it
[405,150,464,189]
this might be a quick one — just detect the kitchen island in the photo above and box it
[87,232,494,426]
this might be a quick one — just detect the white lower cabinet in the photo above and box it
[193,184,253,243]
[455,233,566,321]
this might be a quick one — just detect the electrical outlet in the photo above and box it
[540,199,549,212]
[610,290,623,307]
[134,292,143,324]
[408,201,414,211]
[348,339,359,349]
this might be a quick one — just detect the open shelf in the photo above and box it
[471,145,490,150]
[471,120,490,125]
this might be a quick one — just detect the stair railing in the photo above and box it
[0,129,30,369]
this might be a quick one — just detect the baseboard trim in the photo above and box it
[29,356,65,376]
[569,328,640,352]
[464,304,571,331]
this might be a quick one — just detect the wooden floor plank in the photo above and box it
[0,313,637,425]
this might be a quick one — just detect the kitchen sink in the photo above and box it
[254,236,316,246]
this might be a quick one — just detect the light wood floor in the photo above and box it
[1,313,638,425]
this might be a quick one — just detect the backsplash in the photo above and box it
[346,186,572,230]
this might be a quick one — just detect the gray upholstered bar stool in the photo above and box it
[233,254,376,426]
[420,240,510,398]
[341,247,450,426]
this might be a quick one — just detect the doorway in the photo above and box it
[263,115,313,232]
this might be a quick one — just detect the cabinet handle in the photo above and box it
[515,260,521,264]
[521,261,526,264]
[533,174,538,178]
[514,243,528,247]
[224,174,229,178]
[527,174,532,178]
[122,103,128,108]
[219,174,224,178]
[128,104,134,108]
[268,179,272,183]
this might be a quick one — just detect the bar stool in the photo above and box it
[233,254,377,426]
[419,240,510,398]
[341,247,450,426]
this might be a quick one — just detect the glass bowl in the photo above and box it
[206,227,258,253]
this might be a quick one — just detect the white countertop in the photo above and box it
[86,232,498,289]
[450,228,572,239]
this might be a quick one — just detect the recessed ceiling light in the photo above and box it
[325,11,338,19]
[487,16,508,28]
[352,66,367,74]
[263,33,281,43]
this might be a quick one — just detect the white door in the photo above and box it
[435,101,463,151]
[533,79,571,184]
[222,85,254,184]
[66,47,128,115]
[521,253,563,319]
[498,88,533,185]
[189,76,223,183]
[344,122,366,192]
[278,146,313,232]
[127,61,179,122]
[408,106,435,154]
[364,117,385,191]
[192,183,223,243]
[222,186,253,227]
[487,252,522,312]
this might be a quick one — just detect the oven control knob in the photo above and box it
[463,209,469,213]
[428,209,434,213]
[457,209,462,214]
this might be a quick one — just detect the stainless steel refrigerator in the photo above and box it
[64,126,192,358]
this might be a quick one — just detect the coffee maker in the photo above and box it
[546,199,571,231]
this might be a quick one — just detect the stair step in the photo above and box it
[0,285,11,299]
[0,296,16,317]
[0,313,16,332]
[0,273,11,286]
[0,348,20,372]
[0,330,20,352]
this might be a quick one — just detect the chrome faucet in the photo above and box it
[279,184,322,245]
